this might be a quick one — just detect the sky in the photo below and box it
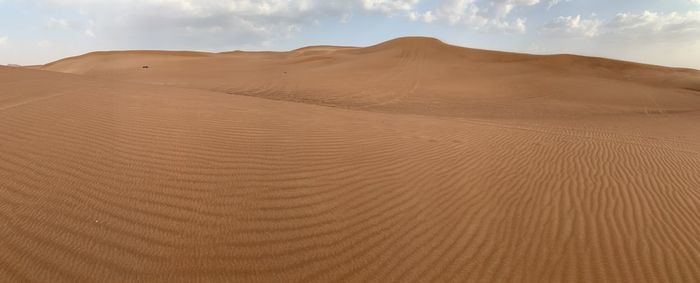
[1,0,700,68]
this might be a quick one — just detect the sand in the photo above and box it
[1,37,700,282]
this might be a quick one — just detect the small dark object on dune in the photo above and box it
[142,65,150,69]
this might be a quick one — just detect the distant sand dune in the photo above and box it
[1,37,700,282]
[42,37,700,120]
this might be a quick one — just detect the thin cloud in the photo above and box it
[542,15,601,37]
[543,10,700,42]
[27,0,420,49]
[409,0,541,33]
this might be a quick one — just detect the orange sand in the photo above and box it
[1,37,699,282]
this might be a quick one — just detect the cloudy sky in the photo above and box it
[1,0,700,68]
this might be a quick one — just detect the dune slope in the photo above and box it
[43,37,700,120]
[1,38,700,282]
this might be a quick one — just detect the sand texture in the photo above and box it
[1,37,700,282]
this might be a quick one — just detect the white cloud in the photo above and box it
[84,29,95,37]
[362,0,419,13]
[84,20,96,37]
[545,0,569,9]
[542,15,601,37]
[606,10,700,41]
[490,0,540,18]
[544,10,700,41]
[409,0,539,33]
[546,0,559,8]
[0,36,7,46]
[47,16,96,38]
[47,17,71,29]
[409,10,436,23]
[26,0,421,49]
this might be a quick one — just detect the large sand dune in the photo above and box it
[2,37,700,282]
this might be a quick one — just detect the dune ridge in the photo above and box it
[1,37,700,282]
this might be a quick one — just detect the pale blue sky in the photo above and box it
[1,0,700,68]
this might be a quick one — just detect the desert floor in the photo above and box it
[1,37,700,282]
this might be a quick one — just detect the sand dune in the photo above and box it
[2,37,700,282]
[42,37,700,120]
